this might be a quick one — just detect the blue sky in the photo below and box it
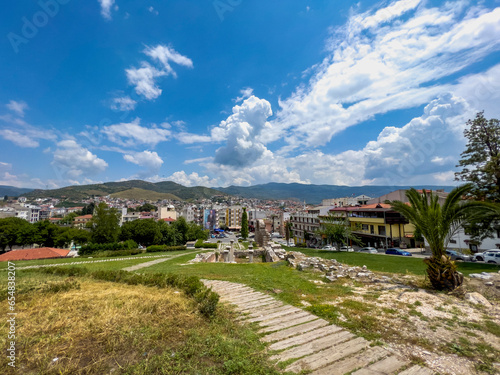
[1,0,500,189]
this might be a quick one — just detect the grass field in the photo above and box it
[2,247,499,374]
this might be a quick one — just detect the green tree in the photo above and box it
[120,219,162,247]
[54,227,91,248]
[317,215,361,250]
[172,216,189,244]
[186,221,209,241]
[285,221,293,246]
[391,185,487,291]
[81,202,95,215]
[241,207,248,239]
[89,202,121,244]
[59,212,78,226]
[159,221,183,246]
[33,220,60,248]
[455,112,500,202]
[0,217,31,251]
[3,195,8,201]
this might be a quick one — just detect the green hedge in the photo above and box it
[90,249,144,258]
[194,239,218,249]
[146,245,187,253]
[79,240,138,255]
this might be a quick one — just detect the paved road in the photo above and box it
[203,280,434,374]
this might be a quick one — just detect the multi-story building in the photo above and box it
[180,206,196,223]
[225,206,244,230]
[322,195,372,207]
[74,214,93,229]
[290,212,321,245]
[330,203,415,249]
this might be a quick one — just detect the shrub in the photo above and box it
[79,240,138,255]
[146,245,187,253]
[194,240,217,249]
[91,249,144,258]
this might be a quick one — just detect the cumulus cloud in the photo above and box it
[111,96,137,111]
[162,171,219,187]
[6,100,28,117]
[102,118,171,147]
[211,95,273,167]
[274,1,500,149]
[125,62,167,100]
[52,140,108,178]
[98,0,116,20]
[123,150,163,175]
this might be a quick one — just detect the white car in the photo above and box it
[358,247,378,254]
[340,246,354,252]
[321,245,336,251]
[473,250,500,262]
[484,252,500,264]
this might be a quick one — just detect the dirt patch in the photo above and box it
[322,272,500,374]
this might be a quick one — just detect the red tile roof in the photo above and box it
[0,247,71,262]
[160,218,176,222]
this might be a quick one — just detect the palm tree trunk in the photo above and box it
[424,255,464,291]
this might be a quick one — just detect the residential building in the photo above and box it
[322,195,372,207]
[331,203,415,249]
[74,214,93,229]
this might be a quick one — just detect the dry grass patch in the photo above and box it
[1,279,199,374]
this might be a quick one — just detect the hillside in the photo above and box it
[0,185,33,197]
[25,180,226,201]
[217,182,456,204]
[110,188,181,201]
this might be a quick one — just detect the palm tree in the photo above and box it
[391,184,487,291]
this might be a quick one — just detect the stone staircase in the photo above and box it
[203,280,434,375]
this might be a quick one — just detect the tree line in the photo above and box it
[0,202,208,252]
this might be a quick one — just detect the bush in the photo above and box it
[91,249,144,258]
[194,240,217,249]
[295,243,307,248]
[79,240,138,255]
[146,245,187,253]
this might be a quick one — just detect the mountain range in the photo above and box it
[1,181,456,204]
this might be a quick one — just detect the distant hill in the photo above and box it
[216,182,456,204]
[110,188,181,201]
[25,180,226,202]
[0,185,34,197]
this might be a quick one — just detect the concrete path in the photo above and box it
[203,280,434,375]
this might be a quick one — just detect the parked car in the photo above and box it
[484,252,500,264]
[445,250,471,261]
[340,246,354,252]
[474,250,500,262]
[321,245,336,251]
[358,247,378,254]
[385,248,412,256]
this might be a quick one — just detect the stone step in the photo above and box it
[258,310,313,327]
[234,298,279,311]
[259,314,319,334]
[351,355,409,375]
[309,346,388,375]
[238,302,285,315]
[269,324,343,351]
[285,336,368,373]
[261,319,330,343]
[237,304,293,320]
[272,330,357,363]
[245,306,303,323]
[398,365,435,375]
[222,293,273,304]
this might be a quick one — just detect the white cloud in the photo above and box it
[162,171,219,187]
[6,100,28,117]
[274,2,500,149]
[1,129,39,148]
[98,0,116,20]
[235,87,254,103]
[102,118,171,147]
[52,140,108,178]
[211,95,273,167]
[174,132,212,144]
[123,150,163,174]
[148,6,159,15]
[111,96,137,111]
[126,62,167,100]
[143,45,193,77]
